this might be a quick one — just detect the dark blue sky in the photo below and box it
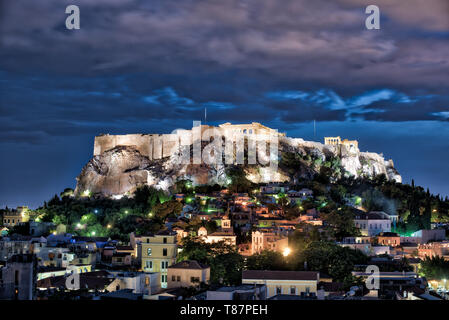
[0,0,448,208]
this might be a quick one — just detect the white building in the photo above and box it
[354,211,391,236]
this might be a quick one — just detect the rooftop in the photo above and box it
[168,260,209,270]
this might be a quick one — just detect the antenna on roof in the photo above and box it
[313,120,316,140]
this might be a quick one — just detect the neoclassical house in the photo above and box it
[198,214,236,246]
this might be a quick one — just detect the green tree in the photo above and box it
[419,256,449,281]
[303,241,368,282]
[320,208,360,241]
[246,250,287,271]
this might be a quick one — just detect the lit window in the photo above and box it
[147,248,152,256]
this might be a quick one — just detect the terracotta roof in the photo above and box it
[243,270,319,281]
[168,260,209,270]
[354,211,389,220]
[378,232,399,237]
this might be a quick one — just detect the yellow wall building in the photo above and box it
[2,206,30,228]
[242,270,319,298]
[140,230,178,288]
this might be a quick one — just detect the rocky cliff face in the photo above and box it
[75,136,401,197]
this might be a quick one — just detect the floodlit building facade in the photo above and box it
[140,230,178,288]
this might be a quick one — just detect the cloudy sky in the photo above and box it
[1,0,448,208]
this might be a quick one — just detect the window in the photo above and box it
[161,275,167,283]
[276,286,282,295]
[172,275,176,281]
[177,276,181,282]
[145,261,153,269]
[146,239,149,243]
[290,286,296,295]
[147,248,152,256]
[190,277,200,283]
[161,261,168,270]
[163,248,167,256]
[145,277,150,286]
[163,237,167,244]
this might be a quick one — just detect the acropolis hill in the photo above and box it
[75,122,401,198]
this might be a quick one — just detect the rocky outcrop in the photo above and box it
[75,134,401,198]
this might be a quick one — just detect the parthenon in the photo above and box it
[93,122,284,160]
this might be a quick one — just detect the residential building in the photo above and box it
[411,229,446,244]
[198,214,236,246]
[33,246,75,268]
[354,211,392,236]
[106,271,160,295]
[206,284,267,300]
[242,270,319,298]
[140,230,178,288]
[377,232,401,247]
[167,260,210,289]
[418,241,449,260]
[0,254,37,300]
[2,207,30,228]
[0,236,34,262]
[251,230,288,255]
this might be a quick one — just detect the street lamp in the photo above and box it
[283,247,291,257]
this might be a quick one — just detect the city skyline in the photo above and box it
[1,0,449,207]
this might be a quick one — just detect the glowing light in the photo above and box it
[76,223,81,228]
[148,212,153,217]
[82,190,90,197]
[91,231,96,236]
[125,210,129,214]
[53,231,57,235]
[283,247,291,257]
[107,224,112,229]
[94,210,98,214]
